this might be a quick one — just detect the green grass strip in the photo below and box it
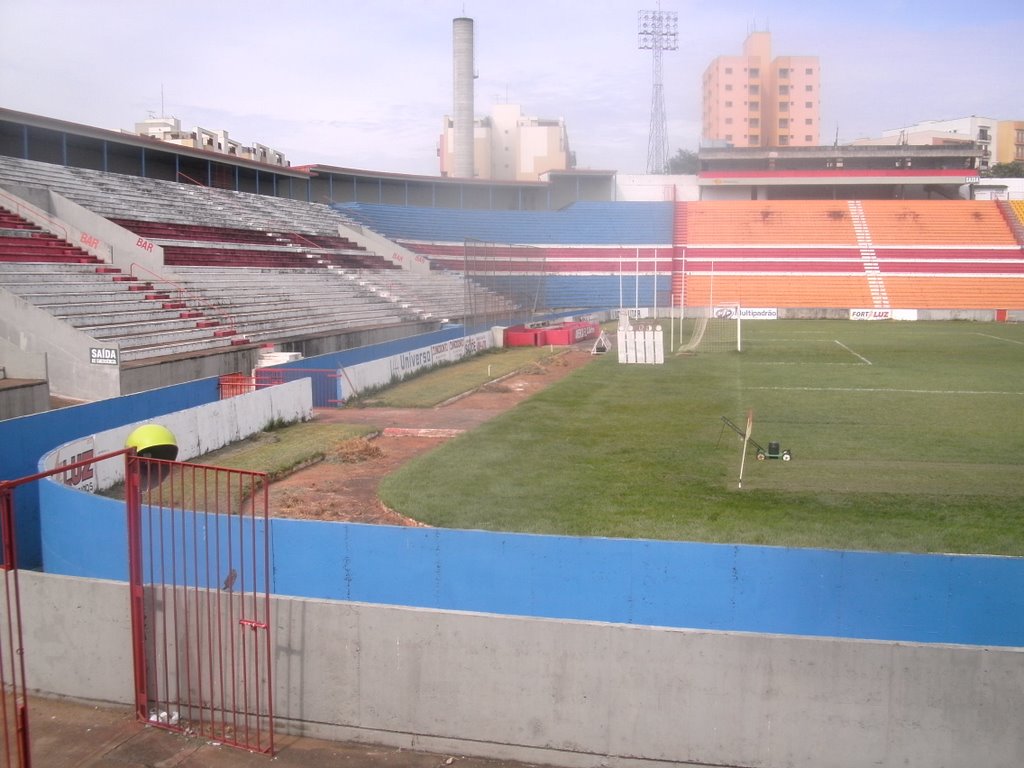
[380,320,1024,556]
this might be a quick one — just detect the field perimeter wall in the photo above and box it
[0,376,218,568]
[18,571,1024,768]
[37,502,1024,647]
[10,324,1024,766]
[0,327,477,566]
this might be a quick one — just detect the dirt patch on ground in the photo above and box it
[267,348,595,525]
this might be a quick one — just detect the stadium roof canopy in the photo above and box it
[697,144,982,199]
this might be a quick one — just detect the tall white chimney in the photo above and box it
[452,16,475,179]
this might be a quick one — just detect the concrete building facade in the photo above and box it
[995,119,1024,164]
[440,103,574,182]
[879,116,999,171]
[702,31,820,149]
[133,115,288,167]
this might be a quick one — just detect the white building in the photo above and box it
[132,116,288,167]
[440,103,574,182]
[870,116,999,171]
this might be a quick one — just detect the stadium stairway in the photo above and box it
[997,200,1024,245]
[0,204,102,264]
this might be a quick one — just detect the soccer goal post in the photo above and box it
[462,239,546,328]
[678,304,741,354]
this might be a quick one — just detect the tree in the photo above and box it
[667,148,700,175]
[985,161,1024,178]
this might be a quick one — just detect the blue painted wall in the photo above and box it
[334,201,675,245]
[1,377,218,568]
[21,333,1024,648]
[279,327,469,372]
[37,490,1024,648]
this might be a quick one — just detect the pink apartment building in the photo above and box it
[702,31,820,148]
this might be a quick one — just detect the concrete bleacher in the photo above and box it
[0,156,510,353]
[0,155,393,273]
[354,267,518,321]
[0,261,250,361]
[166,267,417,343]
[108,218,394,271]
[0,156,346,236]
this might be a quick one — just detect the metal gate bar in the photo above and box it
[0,449,136,768]
[258,368,342,407]
[0,486,30,768]
[219,369,342,407]
[127,455,274,755]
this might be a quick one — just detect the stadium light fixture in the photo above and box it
[638,7,678,174]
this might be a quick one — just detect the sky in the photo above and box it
[1,0,1021,176]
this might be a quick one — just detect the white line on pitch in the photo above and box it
[975,333,1024,346]
[749,386,1024,395]
[833,340,872,365]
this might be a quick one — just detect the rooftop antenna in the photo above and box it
[638,4,678,174]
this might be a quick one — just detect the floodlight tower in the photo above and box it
[638,7,678,174]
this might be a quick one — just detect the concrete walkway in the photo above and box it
[30,696,548,768]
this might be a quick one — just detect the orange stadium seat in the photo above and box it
[683,201,860,245]
[683,274,875,309]
[884,277,1024,310]
[858,201,1017,246]
[677,200,1024,310]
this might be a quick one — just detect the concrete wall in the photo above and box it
[0,335,47,379]
[0,286,120,400]
[18,573,133,704]
[39,376,313,491]
[336,219,430,273]
[275,320,437,359]
[340,330,494,398]
[277,323,477,373]
[36,499,1024,648]
[0,380,49,420]
[16,571,1024,768]
[0,375,218,568]
[0,337,49,419]
[615,174,701,202]
[119,344,259,395]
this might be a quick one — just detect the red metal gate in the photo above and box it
[0,484,31,768]
[126,455,274,754]
[219,368,343,407]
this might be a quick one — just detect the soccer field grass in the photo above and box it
[380,320,1024,555]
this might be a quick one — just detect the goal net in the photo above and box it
[677,304,741,354]
[461,238,546,329]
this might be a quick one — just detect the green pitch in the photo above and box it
[381,320,1024,555]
